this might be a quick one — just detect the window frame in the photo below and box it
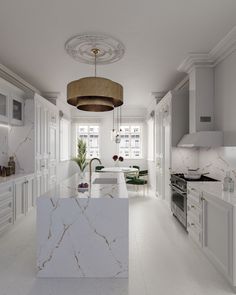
[59,117,71,162]
[76,123,101,159]
[119,123,143,159]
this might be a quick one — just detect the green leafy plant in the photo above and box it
[72,139,88,172]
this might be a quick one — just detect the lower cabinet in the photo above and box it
[202,192,233,283]
[14,174,35,221]
[0,183,14,234]
[187,185,234,287]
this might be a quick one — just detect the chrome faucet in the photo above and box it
[89,157,102,184]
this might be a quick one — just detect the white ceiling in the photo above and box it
[0,0,236,108]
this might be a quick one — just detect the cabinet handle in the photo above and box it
[191,222,195,227]
[201,197,205,201]
[191,205,195,209]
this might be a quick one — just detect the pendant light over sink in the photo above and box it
[65,34,125,112]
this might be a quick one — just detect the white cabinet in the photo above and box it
[202,192,233,281]
[10,96,24,125]
[187,185,203,247]
[0,184,14,234]
[155,87,189,201]
[14,174,35,221]
[0,88,24,125]
[14,178,25,220]
[0,89,9,123]
[35,94,58,197]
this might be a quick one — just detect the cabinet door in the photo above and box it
[10,96,24,126]
[14,179,26,220]
[202,193,233,281]
[0,90,9,123]
[25,176,35,211]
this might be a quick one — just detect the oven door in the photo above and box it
[171,185,187,228]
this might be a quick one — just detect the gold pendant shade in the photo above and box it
[67,77,123,112]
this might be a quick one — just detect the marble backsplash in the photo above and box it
[199,147,236,182]
[172,146,236,183]
[0,99,34,174]
[171,147,199,173]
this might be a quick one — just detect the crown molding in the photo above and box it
[178,26,236,73]
[0,63,40,97]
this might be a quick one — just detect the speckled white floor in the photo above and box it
[0,194,234,295]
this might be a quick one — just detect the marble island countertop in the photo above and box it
[188,181,236,206]
[39,172,128,199]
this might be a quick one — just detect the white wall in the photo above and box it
[71,106,147,172]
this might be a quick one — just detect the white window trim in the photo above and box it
[76,123,101,159]
[119,123,143,159]
[59,118,71,162]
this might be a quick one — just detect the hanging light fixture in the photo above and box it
[65,34,125,112]
[110,105,122,143]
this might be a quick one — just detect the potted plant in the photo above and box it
[72,139,88,180]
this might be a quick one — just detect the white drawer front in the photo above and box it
[187,215,202,247]
[187,187,202,206]
[187,199,202,226]
[0,212,13,234]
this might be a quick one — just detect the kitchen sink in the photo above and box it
[93,178,118,185]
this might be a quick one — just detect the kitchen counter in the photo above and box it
[0,172,34,186]
[37,172,129,278]
[188,181,236,206]
[39,171,128,199]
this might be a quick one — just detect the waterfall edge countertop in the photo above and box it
[37,172,129,278]
[188,181,236,206]
[38,172,128,199]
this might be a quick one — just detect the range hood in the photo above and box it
[178,131,223,148]
[178,66,223,148]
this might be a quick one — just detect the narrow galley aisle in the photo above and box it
[0,195,234,295]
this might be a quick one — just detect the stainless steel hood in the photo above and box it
[177,66,223,148]
[178,131,223,147]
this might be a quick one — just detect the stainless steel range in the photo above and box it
[170,173,218,229]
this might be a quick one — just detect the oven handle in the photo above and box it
[170,184,187,195]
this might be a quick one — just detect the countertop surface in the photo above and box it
[0,172,34,185]
[39,172,128,199]
[188,181,236,206]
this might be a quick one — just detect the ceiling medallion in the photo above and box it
[65,33,125,65]
[66,34,125,112]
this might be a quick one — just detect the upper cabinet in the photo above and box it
[10,96,24,126]
[0,87,24,126]
[0,89,9,123]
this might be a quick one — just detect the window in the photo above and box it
[119,125,142,159]
[76,124,100,158]
[60,118,71,161]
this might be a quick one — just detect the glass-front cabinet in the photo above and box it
[0,90,9,123]
[10,96,24,125]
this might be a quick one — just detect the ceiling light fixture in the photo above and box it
[66,34,125,112]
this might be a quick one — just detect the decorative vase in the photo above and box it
[114,161,119,167]
[79,170,86,181]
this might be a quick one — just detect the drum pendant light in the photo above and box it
[67,48,123,112]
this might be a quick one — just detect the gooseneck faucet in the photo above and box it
[89,157,102,184]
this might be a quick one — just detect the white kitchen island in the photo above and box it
[36,172,128,278]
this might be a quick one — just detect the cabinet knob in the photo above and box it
[191,205,195,209]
